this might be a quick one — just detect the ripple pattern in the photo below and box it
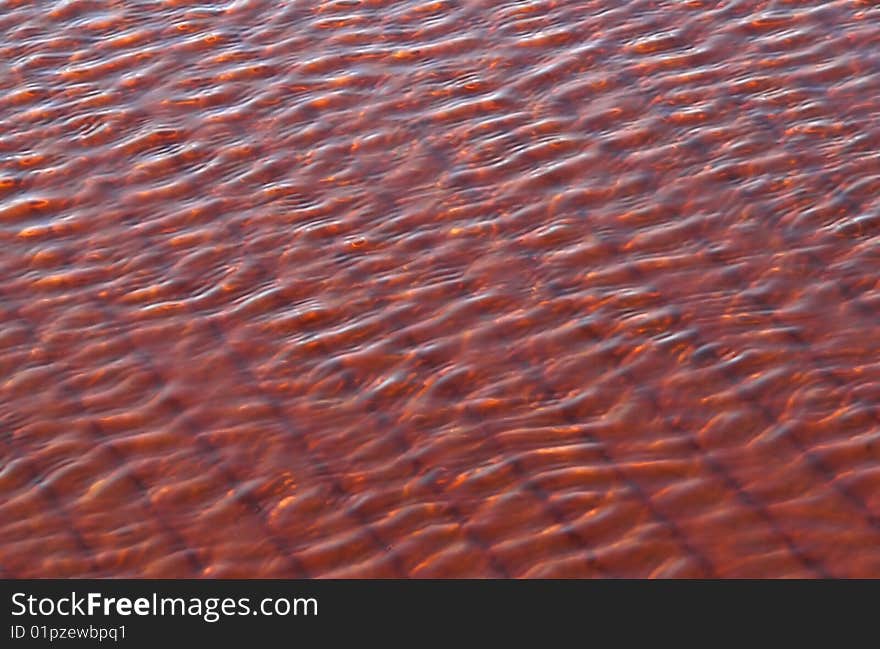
[1,0,880,577]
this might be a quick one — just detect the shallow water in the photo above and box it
[1,0,879,578]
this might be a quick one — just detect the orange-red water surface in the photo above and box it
[1,0,879,578]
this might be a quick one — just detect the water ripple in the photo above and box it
[1,0,879,577]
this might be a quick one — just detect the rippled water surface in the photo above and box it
[1,0,880,578]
